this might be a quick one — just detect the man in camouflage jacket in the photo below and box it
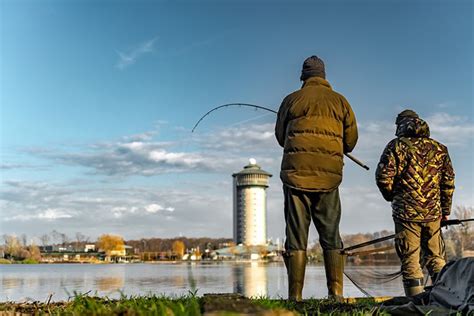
[375,109,455,296]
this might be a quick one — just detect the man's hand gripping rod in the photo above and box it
[192,103,370,170]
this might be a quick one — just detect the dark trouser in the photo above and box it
[284,186,343,252]
[394,218,446,281]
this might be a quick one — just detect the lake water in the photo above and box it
[0,262,404,302]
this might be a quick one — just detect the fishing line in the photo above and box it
[228,112,274,127]
[192,103,377,295]
[192,103,370,170]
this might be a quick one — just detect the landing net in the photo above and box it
[343,240,405,297]
[342,241,437,297]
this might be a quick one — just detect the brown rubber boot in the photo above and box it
[323,249,344,301]
[403,278,424,296]
[286,250,307,301]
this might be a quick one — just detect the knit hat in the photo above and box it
[300,55,326,81]
[396,109,419,125]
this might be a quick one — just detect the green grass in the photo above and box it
[253,297,387,315]
[0,294,397,315]
[18,258,40,264]
[1,294,202,316]
[0,258,39,264]
[60,294,202,316]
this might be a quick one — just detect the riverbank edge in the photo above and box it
[0,293,391,315]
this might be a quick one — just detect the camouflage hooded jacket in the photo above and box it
[375,116,455,222]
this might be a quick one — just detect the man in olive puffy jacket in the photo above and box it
[376,110,455,296]
[275,55,358,301]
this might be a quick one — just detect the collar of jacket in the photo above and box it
[302,77,332,89]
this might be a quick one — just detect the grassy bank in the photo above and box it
[0,258,39,264]
[0,294,388,316]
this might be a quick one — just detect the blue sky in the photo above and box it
[1,0,473,241]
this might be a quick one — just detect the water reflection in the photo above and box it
[95,277,124,292]
[2,278,22,289]
[233,262,267,298]
[0,263,403,302]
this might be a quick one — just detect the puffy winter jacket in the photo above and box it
[275,77,358,191]
[375,116,455,222]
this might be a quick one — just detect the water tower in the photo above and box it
[232,159,272,246]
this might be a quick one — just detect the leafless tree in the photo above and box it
[453,205,473,255]
[40,234,50,247]
[51,230,62,245]
[60,233,69,246]
[20,234,28,247]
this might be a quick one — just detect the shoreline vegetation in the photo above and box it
[2,206,472,265]
[0,293,391,316]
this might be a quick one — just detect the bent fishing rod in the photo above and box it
[192,103,370,170]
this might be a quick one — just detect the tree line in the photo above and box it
[2,206,472,262]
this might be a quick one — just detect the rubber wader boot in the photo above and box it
[403,278,424,296]
[286,251,307,301]
[323,250,344,301]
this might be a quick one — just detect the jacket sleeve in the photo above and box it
[440,150,455,215]
[375,140,399,202]
[275,97,290,148]
[342,98,358,153]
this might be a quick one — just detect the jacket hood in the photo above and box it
[395,116,430,138]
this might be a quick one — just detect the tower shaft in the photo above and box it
[232,160,272,246]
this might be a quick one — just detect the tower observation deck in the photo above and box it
[232,159,272,246]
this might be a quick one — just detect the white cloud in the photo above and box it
[5,208,73,221]
[1,180,178,233]
[3,111,472,239]
[27,122,279,177]
[38,208,73,220]
[350,111,474,166]
[0,163,49,171]
[425,112,474,146]
[116,37,158,70]
[0,179,232,239]
[145,204,174,213]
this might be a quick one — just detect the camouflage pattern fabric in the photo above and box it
[375,116,455,222]
[394,219,446,280]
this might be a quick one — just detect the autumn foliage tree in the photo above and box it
[97,234,125,256]
[172,240,185,258]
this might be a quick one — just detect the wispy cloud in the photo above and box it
[2,111,472,238]
[353,111,474,164]
[115,37,158,70]
[0,180,231,239]
[12,111,472,177]
[427,112,474,146]
[0,163,49,171]
[26,122,279,177]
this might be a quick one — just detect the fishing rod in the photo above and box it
[192,103,370,170]
[342,218,474,255]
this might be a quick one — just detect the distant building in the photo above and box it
[232,159,272,246]
[84,244,96,252]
